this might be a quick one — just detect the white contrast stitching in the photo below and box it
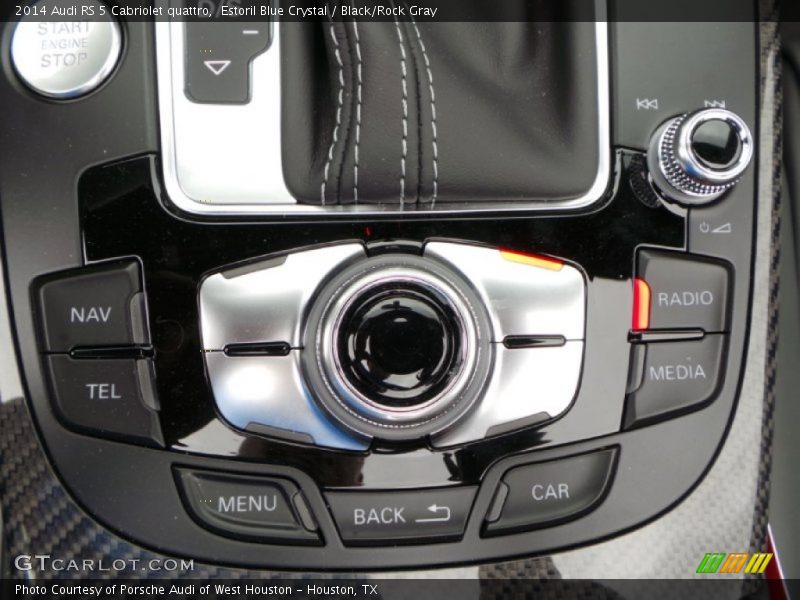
[409,18,438,206]
[321,22,345,207]
[393,18,408,207]
[353,21,363,204]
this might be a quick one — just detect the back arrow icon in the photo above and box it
[414,504,452,523]
[204,60,231,76]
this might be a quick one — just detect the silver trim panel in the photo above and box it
[156,18,611,216]
[433,341,584,448]
[205,352,369,451]
[199,243,365,350]
[424,242,586,341]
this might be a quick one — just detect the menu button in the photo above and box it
[176,470,320,545]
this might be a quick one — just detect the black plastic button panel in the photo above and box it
[36,261,161,446]
[326,487,477,545]
[627,250,731,429]
[637,249,730,333]
[625,335,726,427]
[176,469,320,544]
[484,449,616,536]
[38,260,149,352]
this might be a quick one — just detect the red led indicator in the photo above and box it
[632,278,651,331]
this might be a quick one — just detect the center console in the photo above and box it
[0,0,764,571]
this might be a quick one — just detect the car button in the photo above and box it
[624,335,726,427]
[484,449,616,536]
[326,487,476,545]
[637,250,730,332]
[47,356,162,446]
[176,470,319,544]
[38,261,149,352]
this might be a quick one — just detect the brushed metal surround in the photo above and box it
[199,241,587,449]
[155,15,611,216]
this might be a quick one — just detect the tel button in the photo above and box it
[176,470,319,544]
[325,487,476,545]
[47,356,162,446]
[637,250,730,332]
[484,450,616,536]
[38,261,149,352]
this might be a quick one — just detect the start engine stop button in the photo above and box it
[10,1,122,99]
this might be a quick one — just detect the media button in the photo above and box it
[625,335,726,427]
[326,487,476,545]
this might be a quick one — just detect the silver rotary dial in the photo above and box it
[647,108,753,205]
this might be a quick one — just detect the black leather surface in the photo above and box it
[281,5,599,205]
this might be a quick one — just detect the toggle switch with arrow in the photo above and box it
[184,21,272,104]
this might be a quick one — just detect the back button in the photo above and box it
[325,487,476,545]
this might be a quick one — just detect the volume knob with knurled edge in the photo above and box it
[647,108,753,205]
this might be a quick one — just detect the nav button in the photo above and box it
[484,450,616,536]
[38,261,149,352]
[325,487,477,545]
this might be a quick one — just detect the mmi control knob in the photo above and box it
[647,108,753,205]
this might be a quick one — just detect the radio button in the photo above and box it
[38,261,149,352]
[624,335,725,427]
[637,250,730,332]
[484,449,616,535]
[176,470,319,544]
